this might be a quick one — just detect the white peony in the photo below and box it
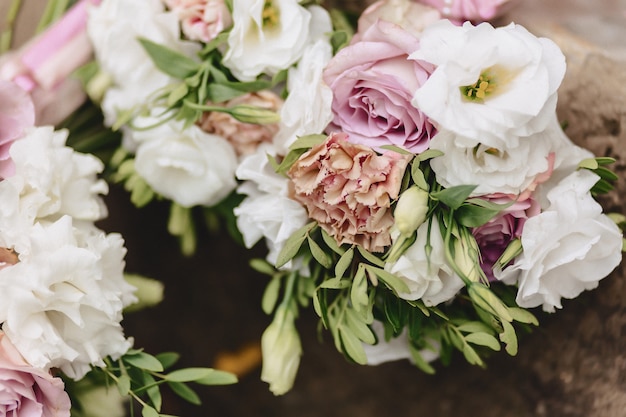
[411,20,566,148]
[0,216,136,379]
[88,0,200,125]
[132,119,237,208]
[234,145,308,265]
[273,39,334,155]
[385,220,464,306]
[498,170,623,312]
[1,126,107,226]
[222,0,332,81]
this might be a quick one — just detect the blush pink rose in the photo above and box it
[0,332,71,417]
[355,0,442,41]
[197,91,282,156]
[472,196,540,280]
[165,0,232,42]
[417,0,519,22]
[288,132,411,252]
[0,80,35,179]
[323,20,435,153]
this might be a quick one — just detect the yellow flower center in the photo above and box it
[461,69,497,101]
[262,0,280,28]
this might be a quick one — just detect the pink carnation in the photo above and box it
[288,132,411,252]
[472,196,540,280]
[165,0,232,42]
[0,80,35,179]
[198,91,282,156]
[0,331,71,417]
[323,20,435,153]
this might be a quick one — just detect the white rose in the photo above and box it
[234,145,308,265]
[222,0,332,81]
[133,120,237,207]
[88,0,200,124]
[385,220,464,306]
[274,39,334,155]
[0,217,136,379]
[498,170,623,312]
[411,20,566,148]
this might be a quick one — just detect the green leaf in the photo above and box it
[461,343,484,366]
[596,157,616,166]
[468,283,513,323]
[339,327,368,365]
[578,158,599,170]
[334,247,354,279]
[321,228,345,255]
[167,381,201,405]
[456,204,500,228]
[117,374,131,396]
[156,352,180,370]
[455,321,493,334]
[464,332,501,351]
[138,38,200,79]
[262,277,281,315]
[431,185,477,210]
[249,258,276,275]
[410,163,429,190]
[194,369,238,385]
[595,166,619,181]
[307,235,333,268]
[288,134,327,150]
[499,319,518,356]
[165,368,215,382]
[142,406,159,417]
[275,223,315,268]
[167,83,190,107]
[507,307,539,326]
[379,144,411,155]
[409,346,436,374]
[345,309,376,344]
[365,265,410,295]
[142,374,162,410]
[275,148,309,175]
[356,246,385,267]
[350,264,369,311]
[124,352,164,372]
[417,149,444,162]
[319,278,350,289]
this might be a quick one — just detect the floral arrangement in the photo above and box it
[2,0,624,406]
[0,2,236,416]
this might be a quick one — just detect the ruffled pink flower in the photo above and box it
[165,0,232,42]
[0,80,35,179]
[288,132,411,252]
[472,196,540,280]
[0,331,71,417]
[355,0,442,41]
[417,0,519,23]
[198,91,282,156]
[323,20,435,153]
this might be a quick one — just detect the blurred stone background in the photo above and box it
[2,0,626,416]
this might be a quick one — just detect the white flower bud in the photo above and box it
[261,305,302,395]
[394,186,429,237]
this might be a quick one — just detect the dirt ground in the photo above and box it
[5,0,626,415]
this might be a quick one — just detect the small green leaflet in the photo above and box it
[431,184,477,210]
[138,38,200,79]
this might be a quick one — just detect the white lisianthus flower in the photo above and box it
[2,126,107,225]
[132,119,237,208]
[88,0,200,126]
[498,170,623,312]
[234,145,308,265]
[0,217,136,379]
[411,20,566,148]
[222,0,332,81]
[385,220,464,306]
[363,321,439,365]
[273,39,334,154]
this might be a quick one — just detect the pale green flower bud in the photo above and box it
[394,186,429,237]
[227,105,281,124]
[261,305,302,395]
[123,274,164,313]
[453,235,483,283]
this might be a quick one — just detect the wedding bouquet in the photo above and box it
[0,3,236,416]
[229,0,625,395]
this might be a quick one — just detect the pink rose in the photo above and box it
[355,0,442,41]
[288,132,411,252]
[417,0,520,22]
[0,332,71,417]
[165,0,232,42]
[0,80,35,179]
[472,196,540,280]
[197,91,282,156]
[323,20,435,153]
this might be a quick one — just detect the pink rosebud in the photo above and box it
[197,91,282,156]
[472,196,540,280]
[0,0,100,126]
[0,331,71,417]
[323,20,435,153]
[165,0,233,42]
[417,0,520,22]
[0,80,35,179]
[288,132,411,252]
